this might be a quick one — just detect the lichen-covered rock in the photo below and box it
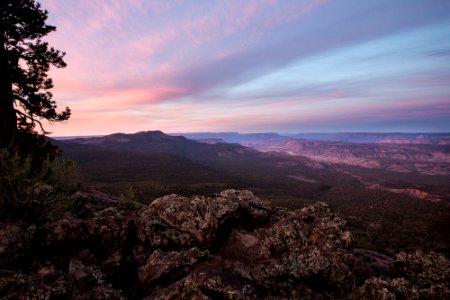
[67,260,126,299]
[142,198,353,299]
[394,250,449,289]
[1,189,448,299]
[220,202,353,294]
[19,267,74,299]
[355,277,421,300]
[0,222,35,267]
[355,250,450,300]
[138,247,208,291]
[41,207,133,257]
[0,190,358,299]
[394,250,450,299]
[355,278,396,300]
[0,261,126,299]
[388,278,420,299]
[136,189,272,250]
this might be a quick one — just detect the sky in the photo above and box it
[39,0,450,136]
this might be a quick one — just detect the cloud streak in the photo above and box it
[40,0,450,135]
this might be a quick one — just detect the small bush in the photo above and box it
[63,192,95,219]
[118,187,139,210]
[0,149,77,223]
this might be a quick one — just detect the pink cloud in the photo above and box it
[44,0,331,100]
[264,0,329,28]
[73,85,189,110]
[38,0,450,136]
[358,98,450,120]
[146,1,183,16]
[222,1,260,35]
[126,31,177,62]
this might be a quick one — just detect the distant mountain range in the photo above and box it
[54,130,450,256]
[54,131,450,145]
[55,131,344,201]
[55,130,450,198]
[178,132,450,177]
[176,132,450,145]
[60,130,258,160]
[291,132,450,145]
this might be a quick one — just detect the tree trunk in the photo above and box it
[0,39,17,150]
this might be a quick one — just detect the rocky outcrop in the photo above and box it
[137,192,353,299]
[0,190,448,299]
[355,250,450,299]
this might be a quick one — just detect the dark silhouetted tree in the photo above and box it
[0,0,70,158]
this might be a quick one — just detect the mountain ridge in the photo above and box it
[46,129,450,281]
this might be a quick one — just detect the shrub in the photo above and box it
[0,149,77,223]
[118,187,139,210]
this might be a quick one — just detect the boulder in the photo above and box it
[355,250,450,299]
[136,190,272,251]
[138,192,353,299]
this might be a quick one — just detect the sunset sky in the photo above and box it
[40,0,450,136]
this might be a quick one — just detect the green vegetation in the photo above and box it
[0,149,77,223]
[119,187,139,210]
[318,184,450,256]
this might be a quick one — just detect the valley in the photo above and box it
[56,131,450,257]
[183,132,450,175]
[184,132,450,201]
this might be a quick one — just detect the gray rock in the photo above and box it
[2,189,445,299]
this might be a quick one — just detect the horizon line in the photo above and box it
[50,130,450,140]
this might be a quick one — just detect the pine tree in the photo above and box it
[0,0,70,154]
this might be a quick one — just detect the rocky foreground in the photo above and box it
[0,190,449,299]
